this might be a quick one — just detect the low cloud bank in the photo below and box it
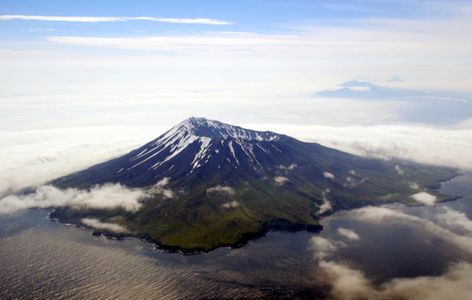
[81,218,128,233]
[0,184,147,215]
[313,125,472,171]
[254,123,472,171]
[0,126,155,198]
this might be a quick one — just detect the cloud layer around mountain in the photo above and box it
[256,122,472,171]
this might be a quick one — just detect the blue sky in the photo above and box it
[1,0,468,38]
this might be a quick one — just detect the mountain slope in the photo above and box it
[51,117,456,252]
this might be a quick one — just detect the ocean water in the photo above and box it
[1,173,471,299]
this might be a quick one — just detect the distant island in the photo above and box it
[50,118,457,253]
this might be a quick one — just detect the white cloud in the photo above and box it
[411,192,437,206]
[433,207,472,234]
[148,177,174,199]
[277,164,298,174]
[274,176,289,185]
[395,165,405,175]
[0,184,147,215]
[343,176,368,188]
[45,33,312,53]
[337,227,360,241]
[319,260,373,300]
[408,182,420,190]
[27,27,55,32]
[310,236,343,260]
[0,15,231,25]
[323,171,335,179]
[277,163,297,170]
[81,218,128,233]
[155,177,170,188]
[319,189,332,214]
[129,17,231,25]
[319,200,332,214]
[221,200,240,209]
[207,185,236,196]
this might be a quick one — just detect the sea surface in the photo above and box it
[1,173,471,299]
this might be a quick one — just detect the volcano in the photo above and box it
[51,117,455,252]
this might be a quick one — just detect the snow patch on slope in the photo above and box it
[191,137,212,170]
[228,140,240,165]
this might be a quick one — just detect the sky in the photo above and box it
[0,0,472,195]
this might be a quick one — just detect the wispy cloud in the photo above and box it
[81,218,128,233]
[45,33,310,51]
[0,15,231,25]
[337,227,360,241]
[148,177,175,199]
[206,185,236,196]
[27,27,56,32]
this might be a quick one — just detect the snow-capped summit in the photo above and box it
[136,117,282,174]
[162,117,280,142]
